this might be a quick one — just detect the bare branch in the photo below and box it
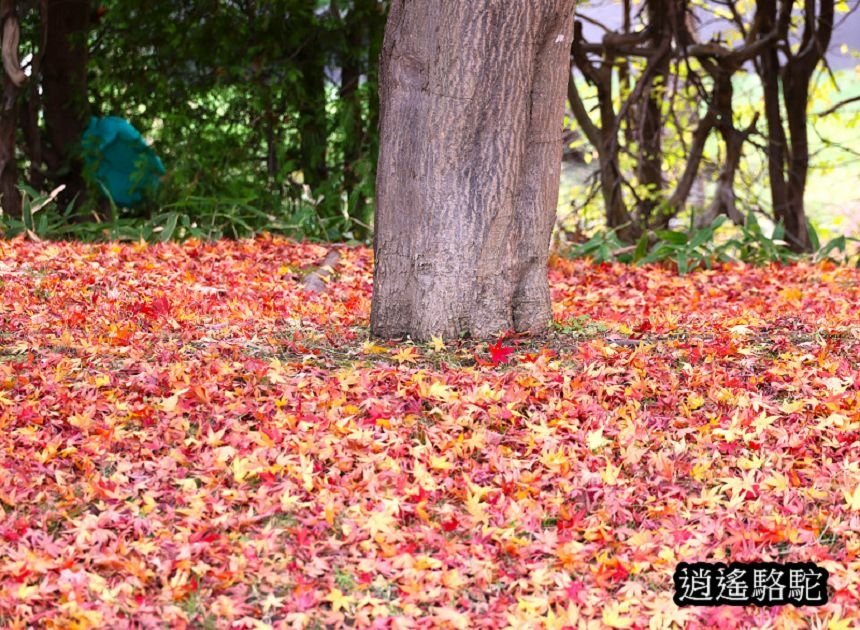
[668,109,718,210]
[574,13,613,33]
[687,30,779,64]
[814,94,860,117]
[608,37,672,155]
[567,69,601,148]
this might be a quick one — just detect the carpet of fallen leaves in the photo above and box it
[0,234,858,630]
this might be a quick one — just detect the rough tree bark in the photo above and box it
[371,0,575,340]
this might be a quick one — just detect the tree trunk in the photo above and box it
[339,0,368,238]
[779,0,833,252]
[296,11,329,200]
[20,0,45,193]
[0,0,22,218]
[371,0,575,340]
[756,0,833,252]
[42,0,91,212]
[635,0,670,226]
[569,20,636,241]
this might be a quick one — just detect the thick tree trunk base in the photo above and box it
[371,0,575,341]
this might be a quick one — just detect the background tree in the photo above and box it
[42,0,91,211]
[566,0,849,252]
[0,0,25,217]
[2,0,386,238]
[334,0,385,240]
[371,0,576,340]
[83,0,388,239]
[756,0,834,251]
[0,0,855,258]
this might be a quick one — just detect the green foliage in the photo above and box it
[567,227,629,263]
[717,213,800,266]
[565,212,860,272]
[0,187,80,240]
[636,216,731,274]
[0,185,355,243]
[7,0,386,243]
[551,314,609,338]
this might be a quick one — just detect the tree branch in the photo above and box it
[814,94,860,117]
[668,109,718,210]
[567,69,601,148]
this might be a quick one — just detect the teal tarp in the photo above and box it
[82,116,166,207]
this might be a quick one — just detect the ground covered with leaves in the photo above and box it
[0,235,858,629]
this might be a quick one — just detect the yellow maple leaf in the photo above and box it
[441,568,467,589]
[587,428,610,452]
[231,456,255,482]
[602,602,634,628]
[366,507,397,538]
[686,393,705,410]
[141,493,157,515]
[424,380,456,402]
[415,555,442,570]
[324,502,337,527]
[843,484,860,511]
[806,487,829,500]
[67,412,93,431]
[392,346,419,363]
[828,616,855,630]
[432,606,470,629]
[160,388,189,412]
[431,335,446,352]
[600,461,622,485]
[361,341,388,354]
[429,455,453,470]
[779,399,805,413]
[779,286,803,302]
[464,489,489,526]
[16,583,39,599]
[176,478,197,493]
[324,587,354,612]
[517,594,549,615]
[210,595,238,620]
[761,472,790,494]
[752,412,778,432]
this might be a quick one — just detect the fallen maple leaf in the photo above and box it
[2,237,860,629]
[844,484,860,512]
[487,338,515,366]
[324,587,354,612]
[392,346,419,363]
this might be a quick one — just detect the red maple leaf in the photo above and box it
[488,339,515,366]
[565,580,586,603]
[151,296,170,317]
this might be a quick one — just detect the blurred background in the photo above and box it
[0,0,857,258]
